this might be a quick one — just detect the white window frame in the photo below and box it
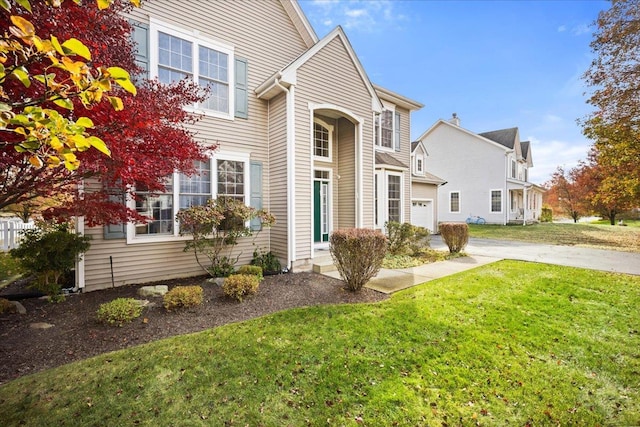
[415,154,424,175]
[375,102,397,153]
[313,118,333,162]
[449,191,460,213]
[490,189,502,213]
[149,18,235,120]
[511,158,517,179]
[127,151,250,244]
[386,172,403,223]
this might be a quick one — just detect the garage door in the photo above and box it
[411,200,434,232]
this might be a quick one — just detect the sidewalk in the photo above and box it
[322,254,501,294]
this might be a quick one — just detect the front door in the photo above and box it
[314,170,330,243]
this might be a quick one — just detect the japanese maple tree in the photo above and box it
[0,0,208,225]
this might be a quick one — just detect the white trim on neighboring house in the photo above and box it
[148,18,235,120]
[416,119,514,154]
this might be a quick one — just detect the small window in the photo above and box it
[416,157,423,174]
[380,110,394,149]
[491,190,502,213]
[511,159,517,179]
[314,122,331,159]
[217,159,245,202]
[450,192,460,213]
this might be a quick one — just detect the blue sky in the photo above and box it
[297,0,609,184]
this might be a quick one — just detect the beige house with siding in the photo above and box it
[77,0,423,291]
[410,141,446,233]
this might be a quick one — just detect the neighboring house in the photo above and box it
[415,114,544,225]
[77,0,423,291]
[410,141,446,233]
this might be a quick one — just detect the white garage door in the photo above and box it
[412,200,434,232]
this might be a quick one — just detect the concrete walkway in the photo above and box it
[321,236,640,294]
[322,254,502,294]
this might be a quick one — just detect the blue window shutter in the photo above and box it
[394,112,401,151]
[131,21,149,80]
[250,161,263,231]
[235,57,248,119]
[103,191,126,239]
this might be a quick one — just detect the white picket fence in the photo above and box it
[0,220,36,251]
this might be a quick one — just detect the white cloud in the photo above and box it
[571,23,591,36]
[557,25,567,32]
[526,136,591,184]
[306,0,407,32]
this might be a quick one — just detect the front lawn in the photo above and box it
[0,261,638,426]
[468,222,640,252]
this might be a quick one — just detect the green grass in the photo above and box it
[468,222,640,253]
[1,261,639,426]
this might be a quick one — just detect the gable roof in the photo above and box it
[373,84,423,111]
[280,0,318,48]
[375,152,408,170]
[256,26,383,112]
[416,119,513,152]
[478,127,518,149]
[520,141,533,167]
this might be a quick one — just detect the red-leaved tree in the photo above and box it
[0,0,208,225]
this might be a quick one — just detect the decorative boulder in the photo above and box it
[137,285,169,297]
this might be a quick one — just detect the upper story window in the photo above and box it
[511,159,517,179]
[313,118,333,161]
[375,108,400,151]
[415,155,424,175]
[150,20,234,119]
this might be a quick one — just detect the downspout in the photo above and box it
[504,152,509,225]
[274,78,296,270]
[74,216,85,293]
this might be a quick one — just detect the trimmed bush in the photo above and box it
[163,286,204,311]
[96,298,143,326]
[439,222,469,253]
[386,221,430,255]
[541,207,553,223]
[251,249,282,273]
[223,274,260,302]
[0,298,16,314]
[236,265,264,280]
[329,228,388,292]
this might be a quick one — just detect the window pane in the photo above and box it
[388,175,401,222]
[135,193,173,235]
[314,122,330,158]
[491,190,501,212]
[200,78,229,113]
[450,192,460,212]
[217,160,245,202]
[381,110,393,148]
[180,160,211,209]
[158,32,192,84]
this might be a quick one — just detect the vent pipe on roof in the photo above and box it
[449,113,460,126]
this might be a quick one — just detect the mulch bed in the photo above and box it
[0,272,387,385]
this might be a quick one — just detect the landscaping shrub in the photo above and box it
[0,298,16,314]
[236,265,263,280]
[10,222,90,301]
[439,222,469,253]
[176,198,275,278]
[251,248,282,274]
[540,207,553,223]
[385,221,430,255]
[329,228,387,292]
[96,298,143,326]
[223,274,260,301]
[163,286,204,311]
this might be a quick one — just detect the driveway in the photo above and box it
[430,235,640,276]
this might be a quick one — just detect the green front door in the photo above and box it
[314,179,329,243]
